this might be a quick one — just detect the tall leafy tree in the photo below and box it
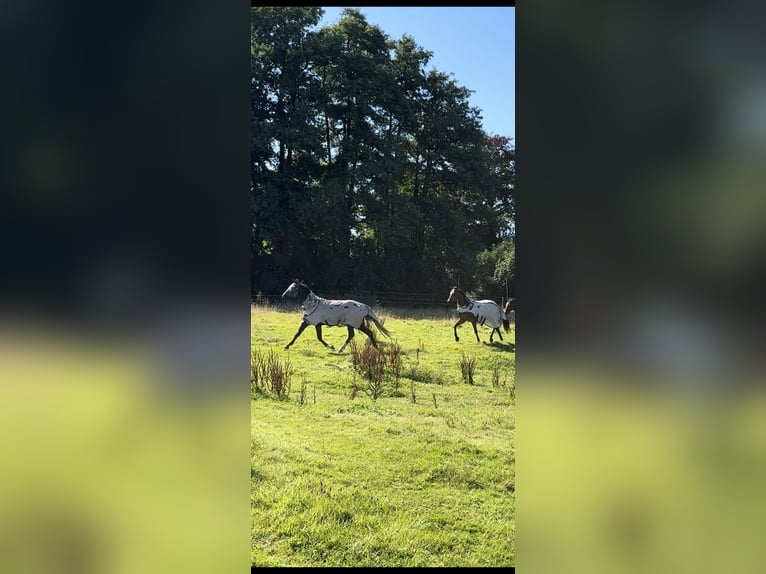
[312,8,398,288]
[251,7,324,289]
[250,7,515,297]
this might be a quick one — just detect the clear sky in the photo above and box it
[319,6,515,141]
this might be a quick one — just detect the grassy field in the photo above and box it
[251,302,515,567]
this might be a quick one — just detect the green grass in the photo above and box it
[251,303,515,567]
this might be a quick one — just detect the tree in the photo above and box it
[250,7,515,296]
[251,7,325,289]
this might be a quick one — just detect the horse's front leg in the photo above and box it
[285,320,309,349]
[453,318,466,342]
[315,324,335,350]
[472,320,481,343]
[337,325,355,353]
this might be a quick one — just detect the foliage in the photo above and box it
[476,237,515,295]
[251,7,515,296]
[251,347,293,400]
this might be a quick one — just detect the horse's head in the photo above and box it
[282,280,310,303]
[504,297,515,314]
[281,281,300,300]
[447,286,462,304]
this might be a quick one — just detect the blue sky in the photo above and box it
[319,6,515,141]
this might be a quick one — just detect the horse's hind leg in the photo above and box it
[285,320,309,349]
[337,326,354,353]
[358,323,378,348]
[472,320,481,343]
[315,324,335,350]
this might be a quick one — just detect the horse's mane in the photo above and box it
[452,286,469,297]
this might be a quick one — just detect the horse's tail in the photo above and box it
[366,309,392,338]
[500,303,510,333]
[503,298,515,332]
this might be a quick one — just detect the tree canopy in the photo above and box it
[252,7,514,299]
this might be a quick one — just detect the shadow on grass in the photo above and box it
[485,340,515,352]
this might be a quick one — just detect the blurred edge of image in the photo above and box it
[518,1,766,574]
[0,2,251,574]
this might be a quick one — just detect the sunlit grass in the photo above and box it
[251,303,515,566]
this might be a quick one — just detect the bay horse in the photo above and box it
[281,280,391,352]
[447,286,510,343]
[503,297,515,319]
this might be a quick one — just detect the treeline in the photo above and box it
[251,7,514,300]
